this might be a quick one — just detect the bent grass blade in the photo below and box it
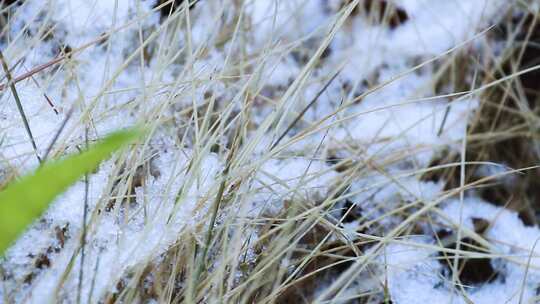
[0,128,143,255]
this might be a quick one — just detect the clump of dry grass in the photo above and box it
[2,0,540,303]
[423,5,540,226]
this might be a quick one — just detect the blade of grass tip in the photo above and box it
[0,50,42,164]
[0,128,143,255]
[437,103,451,136]
[28,72,59,115]
[270,66,343,151]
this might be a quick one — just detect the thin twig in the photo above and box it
[0,50,41,164]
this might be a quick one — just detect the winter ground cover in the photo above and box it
[1,0,540,303]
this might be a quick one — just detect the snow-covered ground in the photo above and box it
[1,0,540,303]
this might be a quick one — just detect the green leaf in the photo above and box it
[0,128,143,255]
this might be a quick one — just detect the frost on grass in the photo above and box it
[1,0,538,303]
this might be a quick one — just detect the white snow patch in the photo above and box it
[384,198,540,304]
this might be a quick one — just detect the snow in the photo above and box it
[1,0,536,303]
[249,158,339,215]
[247,0,330,45]
[394,0,506,55]
[3,147,221,303]
[384,198,540,304]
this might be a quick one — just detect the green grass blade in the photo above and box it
[0,128,142,255]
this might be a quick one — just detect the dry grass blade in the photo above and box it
[3,1,540,303]
[42,105,75,161]
[0,50,41,164]
[271,67,342,151]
